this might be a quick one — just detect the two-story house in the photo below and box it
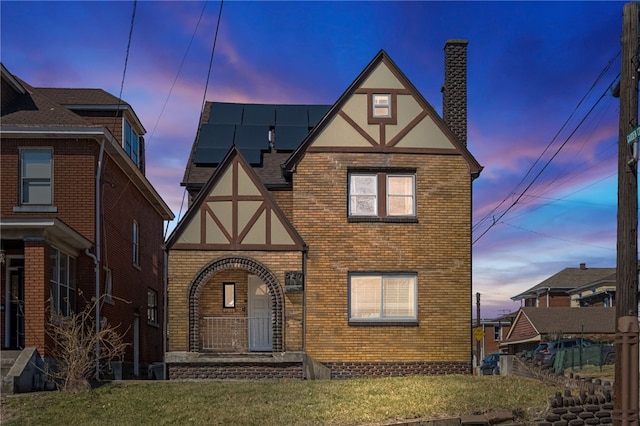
[511,263,616,308]
[165,42,482,379]
[0,63,174,380]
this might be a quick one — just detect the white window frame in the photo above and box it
[133,221,139,267]
[372,94,391,118]
[50,247,76,317]
[349,273,417,323]
[349,174,378,216]
[147,289,158,325]
[20,148,53,205]
[348,172,416,218]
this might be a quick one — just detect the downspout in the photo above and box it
[86,136,105,380]
[162,245,168,378]
[302,248,307,352]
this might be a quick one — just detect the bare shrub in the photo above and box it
[46,294,128,391]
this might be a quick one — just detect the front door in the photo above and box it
[247,275,272,351]
[5,257,25,349]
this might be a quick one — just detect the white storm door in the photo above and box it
[248,275,272,351]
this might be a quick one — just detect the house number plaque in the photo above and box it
[284,271,304,292]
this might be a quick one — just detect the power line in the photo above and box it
[167,0,224,239]
[145,1,209,150]
[473,78,615,245]
[472,52,620,236]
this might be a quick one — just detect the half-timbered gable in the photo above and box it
[169,146,304,251]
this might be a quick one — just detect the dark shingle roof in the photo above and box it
[1,78,95,128]
[520,307,615,335]
[512,265,616,300]
[35,87,128,107]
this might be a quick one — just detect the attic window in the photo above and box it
[372,94,391,118]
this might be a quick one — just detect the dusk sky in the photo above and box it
[1,1,628,319]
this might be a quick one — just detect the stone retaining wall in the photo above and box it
[510,355,616,425]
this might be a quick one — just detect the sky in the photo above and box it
[1,1,629,319]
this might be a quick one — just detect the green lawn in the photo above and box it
[1,375,559,425]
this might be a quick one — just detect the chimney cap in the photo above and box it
[444,39,469,48]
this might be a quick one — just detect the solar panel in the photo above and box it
[276,105,308,126]
[308,105,330,126]
[242,104,275,125]
[274,125,309,150]
[209,102,244,125]
[193,147,228,164]
[234,125,270,149]
[197,124,235,148]
[239,148,263,164]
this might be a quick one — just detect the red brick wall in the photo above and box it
[1,137,167,365]
[98,155,166,364]
[0,138,97,240]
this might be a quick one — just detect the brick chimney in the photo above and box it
[442,39,468,146]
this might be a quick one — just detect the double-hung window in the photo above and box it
[133,221,140,267]
[147,289,158,325]
[349,172,415,219]
[349,273,417,323]
[50,248,76,316]
[20,149,52,205]
[124,120,140,167]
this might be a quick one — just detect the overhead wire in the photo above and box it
[472,52,621,245]
[104,0,138,272]
[472,52,620,235]
[144,1,209,150]
[472,77,616,245]
[166,0,224,239]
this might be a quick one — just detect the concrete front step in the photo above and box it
[1,350,23,377]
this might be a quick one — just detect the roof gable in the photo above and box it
[284,50,482,177]
[167,146,305,251]
[503,307,615,343]
[512,266,617,300]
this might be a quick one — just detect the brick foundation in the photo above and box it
[325,361,471,379]
[167,362,304,380]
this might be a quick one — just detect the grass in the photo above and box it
[1,375,560,426]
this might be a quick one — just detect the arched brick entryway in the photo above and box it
[188,256,284,352]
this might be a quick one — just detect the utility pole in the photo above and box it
[476,293,481,368]
[614,3,640,425]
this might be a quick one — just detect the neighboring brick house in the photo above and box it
[0,63,174,378]
[511,263,616,309]
[472,314,514,361]
[165,42,482,379]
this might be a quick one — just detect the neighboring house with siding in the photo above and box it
[0,63,174,379]
[568,272,616,308]
[499,307,615,355]
[165,42,482,379]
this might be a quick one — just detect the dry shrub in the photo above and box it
[46,295,128,391]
